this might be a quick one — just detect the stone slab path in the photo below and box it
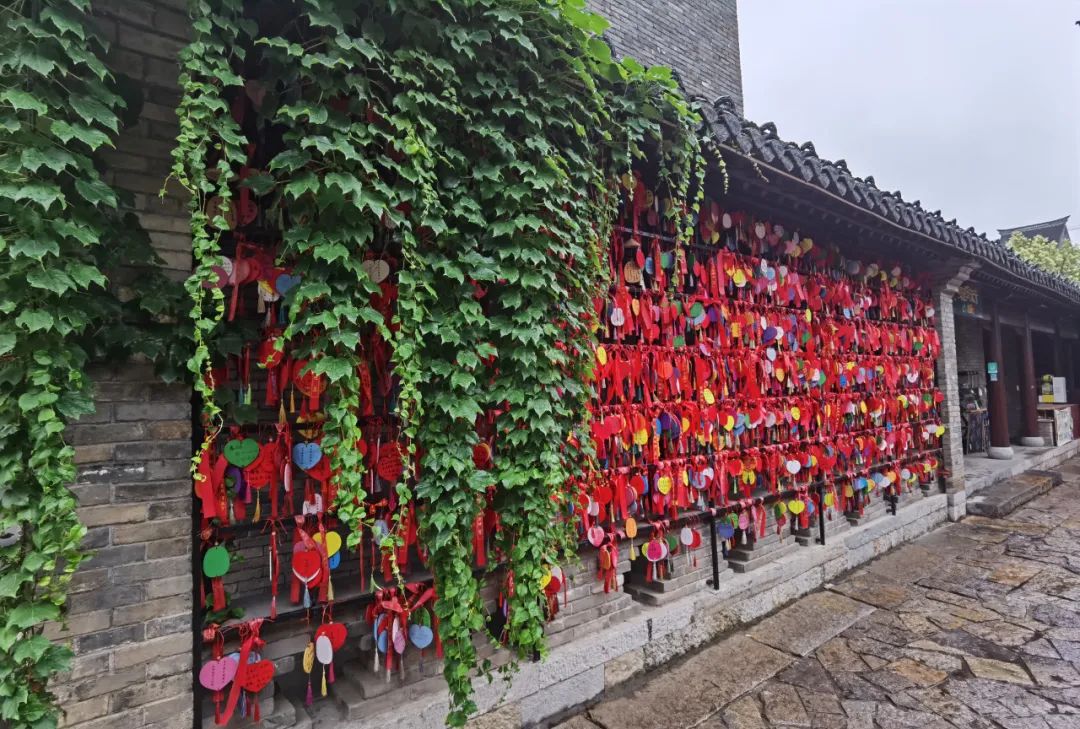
[559,460,1080,728]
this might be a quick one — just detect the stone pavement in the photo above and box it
[558,459,1080,728]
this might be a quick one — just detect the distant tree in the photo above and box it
[1007,231,1080,283]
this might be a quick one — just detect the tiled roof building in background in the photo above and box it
[999,215,1072,245]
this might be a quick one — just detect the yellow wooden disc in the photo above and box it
[596,345,607,366]
[625,517,637,538]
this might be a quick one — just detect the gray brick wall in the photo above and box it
[52,3,193,729]
[592,0,743,112]
[934,291,965,493]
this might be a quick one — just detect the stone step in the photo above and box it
[624,574,708,606]
[202,681,284,729]
[967,469,1061,518]
[727,539,800,573]
[793,514,850,546]
[333,668,446,721]
[626,561,708,594]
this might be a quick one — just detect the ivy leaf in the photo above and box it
[27,269,76,296]
[7,602,60,630]
[15,311,54,333]
[70,95,118,132]
[20,146,75,174]
[325,172,363,198]
[65,262,106,289]
[9,236,59,260]
[0,90,47,115]
[310,357,353,382]
[41,7,86,39]
[74,177,117,208]
[7,183,64,210]
[15,48,56,76]
[50,120,110,150]
[0,571,23,598]
[0,334,14,356]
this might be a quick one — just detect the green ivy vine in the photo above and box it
[177,0,703,724]
[0,1,186,727]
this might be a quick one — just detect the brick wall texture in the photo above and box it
[933,292,965,492]
[592,0,744,112]
[53,2,193,729]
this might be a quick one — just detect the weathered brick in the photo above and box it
[76,624,145,654]
[111,673,190,712]
[100,150,149,173]
[114,402,189,421]
[115,441,190,460]
[113,517,188,545]
[64,706,144,729]
[112,632,190,670]
[145,459,190,480]
[74,444,115,464]
[44,610,111,640]
[59,695,109,727]
[113,480,189,503]
[112,556,190,585]
[137,212,189,234]
[146,649,192,680]
[73,403,113,424]
[91,381,150,402]
[113,596,190,627]
[146,537,189,559]
[154,248,192,272]
[84,543,147,569]
[58,665,143,703]
[82,527,111,549]
[116,24,185,60]
[141,695,191,725]
[70,422,147,445]
[145,574,191,599]
[144,613,190,639]
[142,709,194,729]
[147,421,190,440]
[69,584,145,615]
[148,498,189,519]
[73,482,111,506]
[69,568,109,594]
[152,6,189,39]
[79,503,148,528]
[63,652,111,682]
[148,382,189,401]
[78,462,147,485]
[96,0,155,26]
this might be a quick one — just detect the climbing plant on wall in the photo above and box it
[0,1,187,727]
[177,0,704,723]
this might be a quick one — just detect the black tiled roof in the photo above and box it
[696,96,1080,306]
[999,216,1071,245]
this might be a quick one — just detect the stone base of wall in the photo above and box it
[311,492,949,729]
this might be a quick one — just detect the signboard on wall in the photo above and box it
[956,284,981,316]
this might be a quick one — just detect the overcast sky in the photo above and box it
[738,1,1080,241]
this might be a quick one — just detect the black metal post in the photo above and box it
[816,481,826,546]
[707,510,720,589]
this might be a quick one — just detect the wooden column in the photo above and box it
[987,304,1013,458]
[1020,316,1044,446]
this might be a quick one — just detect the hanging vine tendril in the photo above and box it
[0,1,187,726]
[177,0,705,724]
